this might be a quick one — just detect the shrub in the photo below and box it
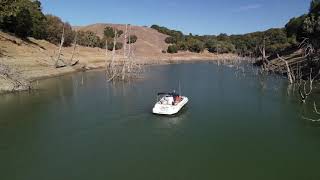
[127,35,137,44]
[165,36,177,44]
[177,41,188,51]
[167,45,178,53]
[118,30,123,37]
[77,30,101,48]
[187,39,205,53]
[107,42,123,51]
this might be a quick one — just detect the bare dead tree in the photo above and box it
[107,29,118,81]
[104,38,109,74]
[105,39,108,57]
[121,24,128,80]
[55,25,66,68]
[299,38,315,57]
[259,38,268,70]
[70,31,79,66]
[128,25,131,58]
[123,24,128,58]
[56,26,64,66]
[105,25,143,82]
[299,69,320,103]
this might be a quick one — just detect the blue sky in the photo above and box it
[40,0,311,35]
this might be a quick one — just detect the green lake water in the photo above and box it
[1,63,320,180]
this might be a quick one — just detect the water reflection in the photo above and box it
[154,106,190,127]
[2,63,320,180]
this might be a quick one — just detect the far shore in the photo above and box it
[0,56,246,95]
[0,31,246,94]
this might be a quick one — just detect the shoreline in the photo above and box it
[0,31,247,94]
[29,56,245,81]
[0,57,246,95]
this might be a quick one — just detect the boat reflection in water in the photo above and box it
[154,105,190,128]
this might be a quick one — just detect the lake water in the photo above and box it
[1,63,320,180]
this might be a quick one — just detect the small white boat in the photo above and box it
[152,92,189,115]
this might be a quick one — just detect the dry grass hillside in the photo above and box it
[73,23,239,62]
[0,23,240,93]
[74,23,169,57]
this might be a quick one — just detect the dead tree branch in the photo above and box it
[277,54,294,84]
[70,31,78,66]
[298,69,320,103]
[55,25,66,68]
[105,25,143,82]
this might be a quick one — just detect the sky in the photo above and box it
[40,0,311,35]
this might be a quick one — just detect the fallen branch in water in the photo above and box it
[302,102,320,122]
[298,69,320,103]
[277,54,294,84]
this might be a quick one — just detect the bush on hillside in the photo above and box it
[77,31,102,48]
[104,26,123,38]
[165,36,177,44]
[106,42,123,51]
[127,35,137,44]
[167,45,178,53]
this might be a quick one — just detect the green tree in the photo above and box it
[298,0,320,49]
[104,26,115,38]
[0,0,20,29]
[285,15,307,38]
[310,0,320,14]
[104,26,124,38]
[217,33,230,42]
[14,8,32,38]
[45,15,74,46]
[29,1,47,39]
[151,24,184,40]
[0,0,47,39]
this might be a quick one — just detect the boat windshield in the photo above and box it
[157,92,180,97]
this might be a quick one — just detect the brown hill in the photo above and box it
[73,23,169,57]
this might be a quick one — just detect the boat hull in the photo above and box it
[152,97,188,115]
